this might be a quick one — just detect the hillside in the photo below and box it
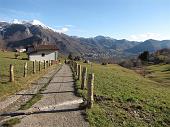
[155,48,170,57]
[146,64,170,86]
[125,39,170,54]
[76,63,170,127]
[147,48,170,64]
[1,20,170,60]
[0,21,139,58]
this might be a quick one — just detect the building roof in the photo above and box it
[27,44,59,54]
[34,45,59,51]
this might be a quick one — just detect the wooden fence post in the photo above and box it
[24,62,27,77]
[49,60,51,67]
[69,60,71,66]
[51,60,53,66]
[46,61,48,68]
[39,61,41,72]
[81,67,87,89]
[71,61,73,67]
[44,60,46,69]
[87,73,94,108]
[75,63,78,75]
[10,64,14,82]
[73,62,75,70]
[78,64,81,80]
[33,61,36,74]
[73,62,75,71]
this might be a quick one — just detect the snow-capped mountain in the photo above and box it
[29,20,47,27]
[10,19,24,24]
[9,19,56,32]
[11,19,45,26]
[0,19,68,33]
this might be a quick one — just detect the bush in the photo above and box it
[74,56,81,61]
[119,60,133,68]
[101,62,108,65]
[15,53,20,59]
[84,60,89,63]
[68,53,73,60]
[138,51,149,62]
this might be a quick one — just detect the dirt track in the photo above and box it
[14,64,89,127]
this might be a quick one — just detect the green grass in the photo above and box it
[0,51,60,101]
[146,64,170,86]
[19,94,42,110]
[2,118,21,127]
[75,62,170,127]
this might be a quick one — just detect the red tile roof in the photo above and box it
[27,44,59,54]
[34,45,59,51]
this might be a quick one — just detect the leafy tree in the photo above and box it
[119,60,134,68]
[74,56,81,61]
[138,51,149,62]
[68,53,73,60]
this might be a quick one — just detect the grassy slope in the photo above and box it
[0,51,60,101]
[146,64,170,86]
[77,63,170,127]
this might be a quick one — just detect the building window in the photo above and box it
[42,53,45,57]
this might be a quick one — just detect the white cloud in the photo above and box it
[52,25,74,33]
[127,33,170,42]
[64,24,74,27]
[55,27,69,33]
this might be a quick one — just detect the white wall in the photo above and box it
[29,50,58,62]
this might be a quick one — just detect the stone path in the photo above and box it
[14,64,89,127]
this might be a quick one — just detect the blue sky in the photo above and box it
[0,0,170,41]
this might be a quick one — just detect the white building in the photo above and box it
[16,48,26,53]
[27,45,59,62]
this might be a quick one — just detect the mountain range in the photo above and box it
[0,19,170,60]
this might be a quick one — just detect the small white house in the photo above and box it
[27,45,59,62]
[16,48,26,53]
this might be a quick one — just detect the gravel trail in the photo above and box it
[0,66,61,122]
[14,64,89,127]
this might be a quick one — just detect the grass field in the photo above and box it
[146,64,170,86]
[75,62,170,127]
[0,51,60,101]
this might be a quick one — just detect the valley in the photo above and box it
[1,21,170,62]
[0,20,170,127]
[1,0,170,126]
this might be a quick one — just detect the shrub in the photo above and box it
[68,53,73,60]
[15,53,20,59]
[74,56,81,61]
[101,62,108,65]
[84,60,89,63]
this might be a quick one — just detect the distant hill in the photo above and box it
[125,39,170,54]
[152,48,170,64]
[1,20,170,60]
[157,48,170,55]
